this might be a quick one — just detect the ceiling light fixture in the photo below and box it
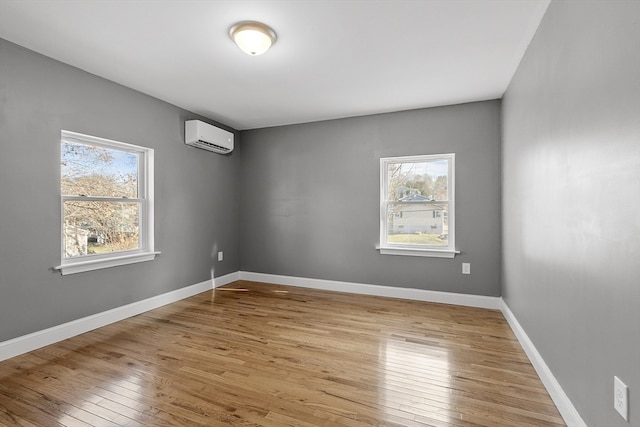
[229,21,277,56]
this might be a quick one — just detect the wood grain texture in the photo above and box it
[0,281,565,426]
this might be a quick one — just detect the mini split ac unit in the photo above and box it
[185,120,234,154]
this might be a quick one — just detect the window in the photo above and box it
[379,154,457,258]
[55,130,158,275]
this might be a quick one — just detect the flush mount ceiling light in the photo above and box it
[229,21,277,56]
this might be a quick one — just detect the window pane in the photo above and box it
[386,159,449,202]
[61,141,138,198]
[63,200,140,258]
[386,202,449,246]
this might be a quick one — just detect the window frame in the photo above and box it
[378,153,458,258]
[54,130,159,275]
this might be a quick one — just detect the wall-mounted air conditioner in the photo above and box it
[185,120,234,154]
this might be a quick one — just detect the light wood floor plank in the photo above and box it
[0,281,564,426]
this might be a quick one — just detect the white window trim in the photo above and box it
[54,130,159,275]
[378,153,457,258]
[376,246,459,258]
[55,251,161,275]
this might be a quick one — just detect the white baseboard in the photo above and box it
[0,279,214,362]
[500,300,586,427]
[0,271,499,363]
[213,271,240,288]
[238,271,502,310]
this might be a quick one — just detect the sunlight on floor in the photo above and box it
[380,338,451,424]
[58,374,144,425]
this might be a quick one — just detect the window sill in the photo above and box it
[376,246,459,258]
[54,251,160,275]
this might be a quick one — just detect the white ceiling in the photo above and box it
[0,0,549,130]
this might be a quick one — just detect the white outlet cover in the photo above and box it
[614,376,628,421]
[462,263,471,274]
[218,251,223,262]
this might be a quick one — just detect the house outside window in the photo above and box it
[55,130,158,275]
[379,154,457,258]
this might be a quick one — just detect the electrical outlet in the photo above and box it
[462,263,471,275]
[614,376,628,421]
[217,251,223,262]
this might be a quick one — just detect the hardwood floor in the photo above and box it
[0,281,565,426]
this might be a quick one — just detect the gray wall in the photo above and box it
[502,1,640,426]
[240,101,502,296]
[0,39,240,342]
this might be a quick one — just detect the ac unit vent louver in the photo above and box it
[193,139,231,153]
